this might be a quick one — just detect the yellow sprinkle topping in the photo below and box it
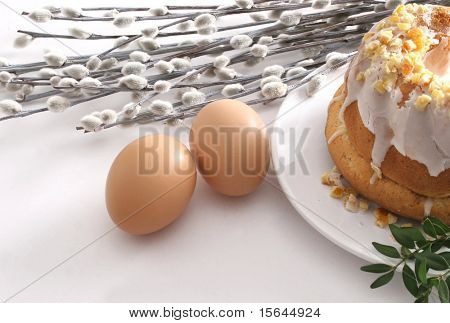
[356,72,365,81]
[415,94,432,111]
[378,30,393,44]
[358,3,448,110]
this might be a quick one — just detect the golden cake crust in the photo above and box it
[341,82,450,198]
[326,85,450,224]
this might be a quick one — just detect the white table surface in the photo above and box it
[0,0,413,302]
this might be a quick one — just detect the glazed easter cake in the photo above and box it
[325,3,449,224]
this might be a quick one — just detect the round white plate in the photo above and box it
[271,66,406,264]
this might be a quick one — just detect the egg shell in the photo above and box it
[189,99,269,197]
[106,135,196,235]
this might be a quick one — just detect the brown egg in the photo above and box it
[105,135,196,235]
[190,99,269,197]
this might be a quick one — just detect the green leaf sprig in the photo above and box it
[361,217,450,303]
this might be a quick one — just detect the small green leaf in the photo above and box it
[416,240,428,248]
[372,242,401,259]
[402,264,418,297]
[428,277,439,287]
[438,279,449,303]
[415,258,428,285]
[431,240,446,253]
[444,240,450,248]
[389,224,415,249]
[370,271,395,289]
[438,251,450,263]
[424,254,449,271]
[361,263,393,273]
[417,284,429,296]
[402,227,426,243]
[423,219,437,238]
[415,295,429,303]
[415,285,431,303]
[425,217,449,234]
[401,246,412,258]
[423,217,448,237]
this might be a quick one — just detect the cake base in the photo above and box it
[325,85,450,224]
[343,85,450,198]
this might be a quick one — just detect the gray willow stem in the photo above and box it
[22,0,276,16]
[4,2,376,72]
[84,47,350,131]
[21,5,220,15]
[26,3,308,22]
[3,0,440,128]
[17,20,275,41]
[4,41,334,124]
[22,0,369,23]
[0,18,366,121]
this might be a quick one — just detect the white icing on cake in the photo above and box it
[424,197,433,216]
[342,4,449,177]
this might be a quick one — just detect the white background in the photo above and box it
[0,0,413,302]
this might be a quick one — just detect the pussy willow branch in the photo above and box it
[21,0,276,15]
[44,28,362,99]
[7,36,341,124]
[17,19,275,41]
[21,0,371,24]
[97,16,193,58]
[21,5,220,15]
[0,90,118,122]
[18,1,370,43]
[40,3,271,23]
[189,41,357,107]
[1,41,201,75]
[12,1,374,49]
[85,1,309,60]
[11,42,227,99]
[2,39,330,121]
[25,2,308,22]
[2,0,439,128]
[0,5,372,121]
[11,16,295,85]
[86,43,353,129]
[3,1,372,75]
[170,2,381,60]
[96,54,353,131]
